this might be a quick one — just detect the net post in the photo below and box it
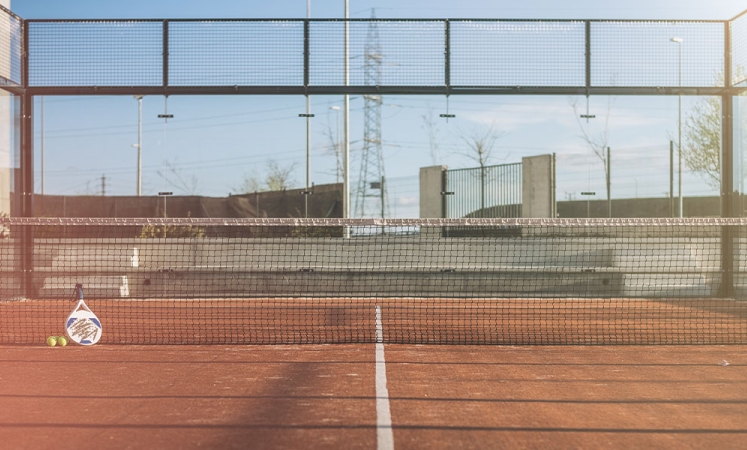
[20,96,34,297]
[20,19,34,297]
[720,20,735,298]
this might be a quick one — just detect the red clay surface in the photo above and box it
[2,297,746,345]
[0,344,745,449]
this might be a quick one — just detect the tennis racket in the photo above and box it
[65,283,103,345]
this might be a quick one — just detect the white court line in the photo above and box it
[375,305,394,450]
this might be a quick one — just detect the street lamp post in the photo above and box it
[134,95,143,196]
[671,37,683,218]
[581,191,595,218]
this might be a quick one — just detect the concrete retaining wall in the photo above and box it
[1,235,738,299]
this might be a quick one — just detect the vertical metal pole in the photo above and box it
[20,21,34,297]
[670,140,674,217]
[336,107,341,183]
[163,21,169,89]
[720,20,735,297]
[343,0,350,221]
[585,21,591,91]
[606,146,611,218]
[136,96,142,196]
[722,94,735,297]
[40,96,44,196]
[304,15,311,219]
[677,42,683,218]
[441,168,447,219]
[480,165,485,218]
[444,19,450,94]
[551,153,556,218]
[21,93,33,297]
[380,175,385,219]
[305,100,311,218]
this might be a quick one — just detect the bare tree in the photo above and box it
[571,96,614,216]
[421,104,442,165]
[457,122,504,168]
[157,158,199,195]
[457,123,505,217]
[233,160,298,194]
[232,169,263,194]
[265,160,297,191]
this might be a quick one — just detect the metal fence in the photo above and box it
[0,5,22,87]
[734,12,747,86]
[444,163,522,219]
[15,18,741,96]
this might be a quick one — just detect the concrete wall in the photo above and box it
[557,196,724,218]
[419,165,446,218]
[33,182,343,219]
[522,154,555,218]
[0,234,735,299]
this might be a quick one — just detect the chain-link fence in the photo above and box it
[19,18,736,91]
[0,5,22,87]
[733,12,747,86]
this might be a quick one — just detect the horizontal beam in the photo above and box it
[24,18,729,24]
[24,85,744,97]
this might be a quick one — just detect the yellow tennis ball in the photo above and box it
[57,336,68,347]
[46,336,57,347]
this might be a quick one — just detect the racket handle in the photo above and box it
[74,283,84,301]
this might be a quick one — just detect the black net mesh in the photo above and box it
[733,14,747,86]
[28,21,163,87]
[309,20,445,87]
[1,217,746,345]
[170,20,304,87]
[21,19,732,90]
[450,20,585,87]
[591,21,724,87]
[0,7,21,85]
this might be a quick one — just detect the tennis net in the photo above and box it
[1,217,746,345]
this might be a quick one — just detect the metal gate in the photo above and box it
[443,163,522,218]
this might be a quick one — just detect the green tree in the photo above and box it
[682,96,721,189]
[679,68,747,190]
[0,211,7,239]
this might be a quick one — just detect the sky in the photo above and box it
[8,0,747,218]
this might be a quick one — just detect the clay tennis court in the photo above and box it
[0,343,745,449]
[1,297,747,449]
[3,220,747,447]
